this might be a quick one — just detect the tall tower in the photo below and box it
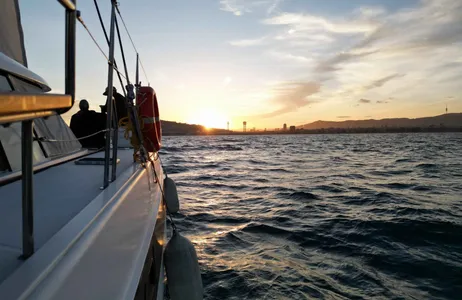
[227,121,229,131]
[446,104,448,114]
[243,121,247,132]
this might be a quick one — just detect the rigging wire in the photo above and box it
[115,5,150,85]
[77,15,109,62]
[115,16,130,84]
[80,2,175,232]
[77,16,127,81]
[92,0,129,96]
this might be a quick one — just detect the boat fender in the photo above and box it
[164,232,203,300]
[164,176,180,213]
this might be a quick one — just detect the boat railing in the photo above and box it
[0,0,77,259]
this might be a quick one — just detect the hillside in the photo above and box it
[300,113,462,130]
[161,120,205,135]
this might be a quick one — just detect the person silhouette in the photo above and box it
[70,99,105,148]
[101,86,128,123]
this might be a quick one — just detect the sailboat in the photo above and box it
[0,1,202,299]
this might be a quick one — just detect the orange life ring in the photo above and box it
[136,86,162,152]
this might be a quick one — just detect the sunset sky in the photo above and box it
[20,0,461,130]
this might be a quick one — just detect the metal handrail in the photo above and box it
[0,0,77,259]
[0,93,72,124]
[0,92,72,258]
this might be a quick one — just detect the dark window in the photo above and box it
[0,142,11,173]
[0,122,47,172]
[0,74,13,92]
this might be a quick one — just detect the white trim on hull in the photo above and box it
[0,157,166,300]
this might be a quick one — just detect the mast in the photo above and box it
[102,1,117,189]
[136,53,139,92]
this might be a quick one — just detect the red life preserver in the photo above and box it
[136,86,162,152]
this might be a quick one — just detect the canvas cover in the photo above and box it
[0,0,28,67]
[0,0,82,161]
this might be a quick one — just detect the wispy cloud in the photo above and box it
[363,73,404,90]
[356,6,387,18]
[254,81,321,118]
[220,0,284,16]
[229,36,267,47]
[223,76,232,87]
[267,50,312,63]
[225,0,462,121]
[315,50,378,73]
[267,0,283,15]
[220,0,244,16]
[337,116,350,119]
[263,13,378,34]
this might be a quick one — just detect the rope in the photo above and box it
[115,5,150,85]
[148,156,177,232]
[36,129,109,143]
[118,113,176,230]
[118,115,143,159]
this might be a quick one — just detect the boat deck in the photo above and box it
[0,149,135,284]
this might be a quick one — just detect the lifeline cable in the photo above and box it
[35,129,109,143]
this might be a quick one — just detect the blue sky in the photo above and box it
[20,0,462,129]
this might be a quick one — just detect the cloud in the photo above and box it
[363,73,404,90]
[353,0,462,56]
[220,0,244,16]
[223,76,232,87]
[315,50,378,73]
[263,13,378,34]
[255,81,321,118]
[337,116,350,119]
[304,0,462,84]
[357,6,387,18]
[267,50,312,63]
[229,37,267,47]
[267,0,283,15]
[230,0,462,122]
[220,0,284,16]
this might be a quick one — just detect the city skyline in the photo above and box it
[19,0,462,129]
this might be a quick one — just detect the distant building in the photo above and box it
[283,123,287,131]
[243,121,247,132]
[289,125,296,132]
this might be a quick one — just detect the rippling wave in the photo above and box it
[162,133,462,299]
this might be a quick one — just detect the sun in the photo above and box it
[188,108,227,129]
